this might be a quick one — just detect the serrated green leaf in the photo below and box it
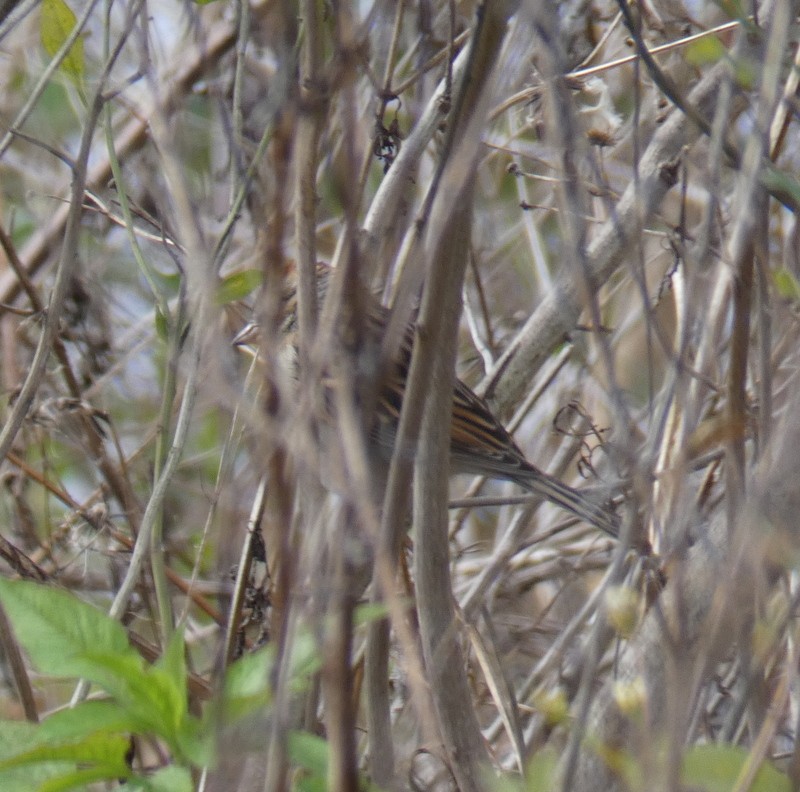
[0,582,193,753]
[682,744,790,792]
[0,732,129,775]
[216,269,263,304]
[0,579,134,678]
[67,651,147,709]
[40,0,84,81]
[38,700,140,742]
[74,650,186,741]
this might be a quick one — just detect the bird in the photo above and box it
[234,262,619,538]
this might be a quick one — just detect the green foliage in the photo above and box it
[525,749,558,792]
[288,732,331,792]
[719,0,747,20]
[216,269,263,305]
[682,32,758,90]
[40,0,84,82]
[682,744,790,792]
[154,304,170,342]
[0,579,342,791]
[0,578,131,674]
[0,731,131,783]
[485,748,557,792]
[220,645,273,722]
[583,738,791,792]
[126,766,194,792]
[0,580,210,787]
[684,36,726,67]
[773,267,800,302]
[0,722,76,792]
[152,271,183,298]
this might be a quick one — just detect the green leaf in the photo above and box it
[152,271,183,297]
[39,764,130,792]
[288,630,322,689]
[288,731,329,792]
[223,630,319,719]
[0,722,74,791]
[354,600,390,627]
[684,35,726,67]
[155,628,189,711]
[0,731,130,776]
[73,650,186,742]
[732,55,758,92]
[38,700,140,742]
[0,721,41,760]
[525,748,557,792]
[223,646,273,722]
[216,269,263,304]
[586,734,642,790]
[773,267,800,302]
[155,305,169,341]
[0,580,196,753]
[127,765,194,792]
[174,713,214,768]
[40,0,84,81]
[682,744,790,792]
[288,731,329,777]
[0,579,135,678]
[294,770,327,792]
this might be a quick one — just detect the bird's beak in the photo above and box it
[232,321,260,347]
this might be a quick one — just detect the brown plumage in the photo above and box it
[236,263,618,537]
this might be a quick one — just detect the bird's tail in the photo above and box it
[513,466,619,538]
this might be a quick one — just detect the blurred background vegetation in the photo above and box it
[1,1,800,791]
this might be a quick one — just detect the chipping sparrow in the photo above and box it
[235,263,618,537]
